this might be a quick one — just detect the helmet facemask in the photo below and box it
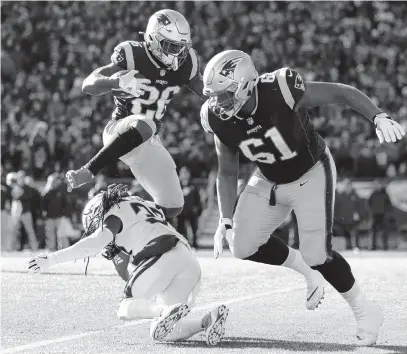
[206,77,258,120]
[207,83,246,120]
[147,32,191,71]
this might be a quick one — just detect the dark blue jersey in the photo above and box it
[111,41,199,121]
[201,68,326,184]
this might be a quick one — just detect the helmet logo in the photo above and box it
[156,13,172,27]
[219,57,244,80]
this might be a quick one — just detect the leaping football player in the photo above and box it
[65,9,203,281]
[66,9,202,221]
[200,50,405,346]
[28,184,229,346]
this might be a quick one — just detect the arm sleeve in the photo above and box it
[275,67,306,110]
[111,41,136,70]
[47,227,114,266]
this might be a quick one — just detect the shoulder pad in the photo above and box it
[111,41,142,70]
[200,101,213,133]
[275,67,306,110]
[188,48,200,80]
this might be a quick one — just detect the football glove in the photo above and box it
[118,70,151,97]
[66,167,94,190]
[374,113,405,144]
[214,218,233,259]
[28,255,50,275]
[101,242,122,260]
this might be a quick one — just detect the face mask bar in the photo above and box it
[206,84,242,120]
[157,37,191,69]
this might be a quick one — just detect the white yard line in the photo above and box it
[1,285,304,353]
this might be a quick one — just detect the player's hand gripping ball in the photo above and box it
[111,70,151,98]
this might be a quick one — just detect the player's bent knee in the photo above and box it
[117,298,134,321]
[300,249,327,267]
[230,243,252,259]
[161,206,183,219]
[117,298,154,321]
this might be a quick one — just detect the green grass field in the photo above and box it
[1,250,407,354]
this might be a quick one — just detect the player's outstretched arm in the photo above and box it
[214,136,238,258]
[82,63,123,96]
[28,216,121,274]
[296,82,405,143]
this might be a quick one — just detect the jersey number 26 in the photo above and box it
[131,86,180,120]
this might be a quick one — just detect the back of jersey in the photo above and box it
[104,196,189,257]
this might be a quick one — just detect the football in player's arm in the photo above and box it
[204,71,405,256]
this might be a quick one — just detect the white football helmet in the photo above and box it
[144,9,191,71]
[203,50,259,120]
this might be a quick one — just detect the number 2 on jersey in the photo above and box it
[239,127,297,165]
[131,86,180,120]
[130,202,168,226]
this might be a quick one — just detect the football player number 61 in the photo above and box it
[239,127,297,165]
[131,86,180,120]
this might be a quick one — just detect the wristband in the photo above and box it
[220,218,233,229]
[373,112,391,124]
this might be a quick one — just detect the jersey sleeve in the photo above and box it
[275,67,306,110]
[111,41,136,70]
[200,101,213,133]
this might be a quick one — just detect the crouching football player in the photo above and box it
[28,184,229,345]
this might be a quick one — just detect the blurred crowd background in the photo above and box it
[1,1,407,252]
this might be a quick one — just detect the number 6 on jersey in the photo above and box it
[239,127,297,165]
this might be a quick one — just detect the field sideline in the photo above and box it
[1,250,407,354]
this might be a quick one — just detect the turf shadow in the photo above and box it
[163,336,407,353]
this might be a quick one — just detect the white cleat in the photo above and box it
[150,303,190,341]
[306,270,325,310]
[202,304,229,346]
[354,300,384,346]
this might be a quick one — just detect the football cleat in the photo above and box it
[150,303,190,341]
[201,304,229,346]
[306,270,325,310]
[354,300,384,346]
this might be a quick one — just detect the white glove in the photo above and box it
[374,113,405,143]
[118,70,151,97]
[214,218,233,259]
[28,255,50,275]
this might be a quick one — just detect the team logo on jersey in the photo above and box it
[156,13,172,27]
[219,57,244,79]
[294,74,305,91]
[247,117,254,125]
[160,69,166,76]
[113,51,124,63]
